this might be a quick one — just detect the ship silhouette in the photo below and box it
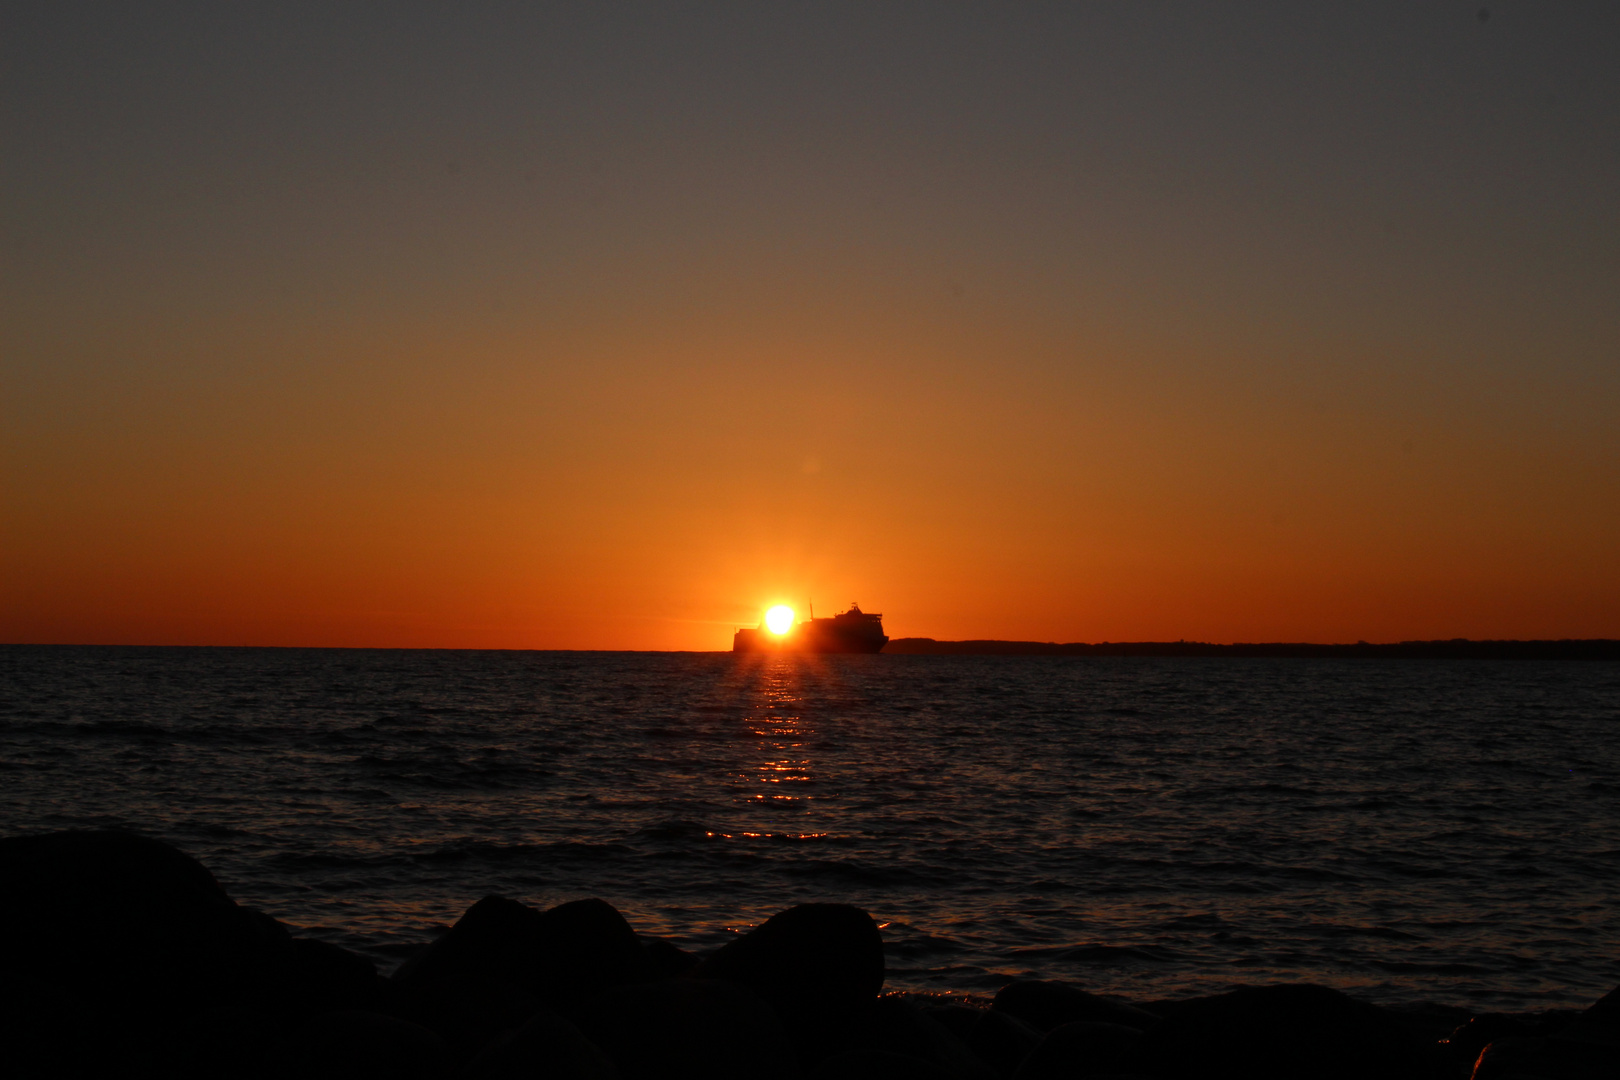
[733,602,889,653]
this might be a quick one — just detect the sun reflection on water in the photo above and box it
[735,658,820,817]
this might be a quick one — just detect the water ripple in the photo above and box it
[1,645,1617,1009]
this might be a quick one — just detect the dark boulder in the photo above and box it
[1387,1001,1474,1045]
[1559,983,1620,1047]
[280,938,384,1016]
[1469,1036,1541,1079]
[1010,1021,1142,1080]
[643,936,702,978]
[391,896,536,987]
[843,997,997,1080]
[1470,986,1620,1080]
[395,896,650,1014]
[163,1006,287,1080]
[388,969,546,1063]
[531,898,654,1004]
[1441,1013,1543,1074]
[991,982,1158,1034]
[459,1008,620,1080]
[0,830,293,1076]
[949,1008,1044,1078]
[1471,1037,1615,1079]
[697,903,885,1059]
[1111,983,1434,1080]
[922,1004,984,1041]
[574,977,801,1080]
[811,1049,957,1080]
[284,1009,453,1080]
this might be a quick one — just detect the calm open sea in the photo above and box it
[2,646,1616,1010]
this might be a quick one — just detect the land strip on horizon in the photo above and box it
[883,639,1620,659]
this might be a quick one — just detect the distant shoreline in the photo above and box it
[884,638,1620,659]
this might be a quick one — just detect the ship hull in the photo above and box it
[732,624,889,654]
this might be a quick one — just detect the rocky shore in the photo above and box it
[2,832,1613,1079]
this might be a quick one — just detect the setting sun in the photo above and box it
[765,606,795,635]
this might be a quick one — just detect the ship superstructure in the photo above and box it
[732,602,889,653]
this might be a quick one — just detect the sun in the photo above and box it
[765,605,795,635]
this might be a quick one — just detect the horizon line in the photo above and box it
[4,637,1619,656]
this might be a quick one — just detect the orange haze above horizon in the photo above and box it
[3,5,1617,649]
[7,298,1614,651]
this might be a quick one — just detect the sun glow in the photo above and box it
[765,605,795,635]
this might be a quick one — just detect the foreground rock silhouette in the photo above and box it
[697,901,885,1060]
[1,830,1615,1080]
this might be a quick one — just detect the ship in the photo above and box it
[733,602,890,653]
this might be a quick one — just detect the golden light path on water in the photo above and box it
[710,662,826,843]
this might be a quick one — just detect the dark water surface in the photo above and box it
[2,646,1616,1009]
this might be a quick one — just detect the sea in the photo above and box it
[2,645,1616,1011]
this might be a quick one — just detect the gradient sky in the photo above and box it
[4,2,1618,649]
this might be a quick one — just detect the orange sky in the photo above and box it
[4,5,1617,649]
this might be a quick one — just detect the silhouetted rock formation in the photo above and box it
[1010,1020,1143,1080]
[697,902,885,1060]
[282,1010,452,1080]
[460,1008,619,1080]
[0,830,362,1077]
[1464,983,1620,1079]
[937,1007,1042,1078]
[2,829,1616,1080]
[852,996,998,1080]
[991,979,1160,1032]
[1110,984,1437,1079]
[1438,1009,1580,1075]
[394,894,651,1013]
[576,977,799,1080]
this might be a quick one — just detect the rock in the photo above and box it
[459,1008,619,1080]
[1470,986,1620,1079]
[960,1009,1045,1078]
[1469,1035,1537,1078]
[991,982,1159,1035]
[389,969,546,1063]
[395,896,650,1013]
[1010,1021,1141,1080]
[1387,1001,1474,1045]
[1111,983,1434,1080]
[1471,1035,1616,1079]
[284,1009,453,1080]
[391,896,536,988]
[163,1006,286,1080]
[532,898,655,1005]
[1559,984,1620,1047]
[923,1005,1046,1075]
[279,938,383,1015]
[388,895,650,1057]
[811,1049,957,1080]
[697,903,884,1058]
[922,1005,984,1041]
[0,830,293,1076]
[843,997,997,1080]
[575,977,801,1080]
[643,937,701,978]
[1441,1013,1542,1074]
